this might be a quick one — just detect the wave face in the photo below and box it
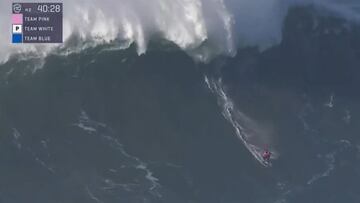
[1,0,360,63]
[1,2,360,203]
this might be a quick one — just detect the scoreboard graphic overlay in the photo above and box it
[12,2,63,43]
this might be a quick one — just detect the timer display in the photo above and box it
[37,4,62,13]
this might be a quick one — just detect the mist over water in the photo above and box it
[1,0,360,62]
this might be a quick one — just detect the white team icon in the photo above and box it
[12,24,23,34]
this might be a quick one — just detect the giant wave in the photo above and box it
[1,0,360,63]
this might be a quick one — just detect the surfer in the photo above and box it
[262,150,271,162]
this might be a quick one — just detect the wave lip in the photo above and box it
[1,0,360,64]
[0,0,236,63]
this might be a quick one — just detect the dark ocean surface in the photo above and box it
[0,6,360,203]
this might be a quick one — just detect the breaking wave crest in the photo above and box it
[0,0,235,63]
[0,0,360,63]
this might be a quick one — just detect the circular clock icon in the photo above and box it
[13,3,22,14]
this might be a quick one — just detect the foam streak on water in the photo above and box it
[74,110,162,198]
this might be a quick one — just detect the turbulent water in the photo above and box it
[1,1,360,203]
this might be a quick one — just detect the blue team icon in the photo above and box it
[12,34,23,43]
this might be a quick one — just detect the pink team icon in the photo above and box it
[12,14,23,24]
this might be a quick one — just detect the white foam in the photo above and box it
[12,128,22,149]
[85,186,104,203]
[343,109,351,123]
[75,110,162,197]
[1,0,360,63]
[75,123,97,133]
[0,0,235,63]
[10,128,55,173]
[31,150,56,174]
[307,152,335,185]
[73,110,106,133]
[324,93,335,108]
[307,139,353,185]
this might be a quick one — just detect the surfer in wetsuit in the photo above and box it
[262,150,271,162]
